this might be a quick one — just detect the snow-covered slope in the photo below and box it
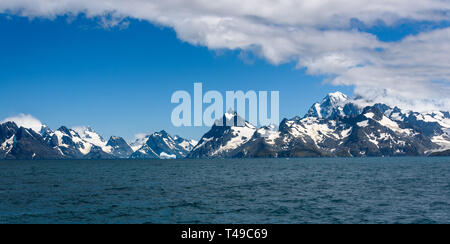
[375,106,450,151]
[72,126,112,154]
[188,112,257,158]
[42,126,132,159]
[130,130,196,159]
[174,135,198,152]
[130,135,150,152]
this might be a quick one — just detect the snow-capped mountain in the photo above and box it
[0,122,63,160]
[189,93,450,158]
[72,126,112,153]
[188,112,257,158]
[386,109,450,150]
[41,126,132,159]
[107,136,134,158]
[1,120,196,160]
[305,91,361,119]
[130,130,196,159]
[44,126,86,158]
[2,91,450,160]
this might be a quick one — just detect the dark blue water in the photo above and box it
[0,157,449,224]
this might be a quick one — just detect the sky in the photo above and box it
[1,0,450,141]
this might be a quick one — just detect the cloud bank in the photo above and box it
[1,0,450,111]
[1,114,43,132]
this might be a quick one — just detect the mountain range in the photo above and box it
[1,92,450,160]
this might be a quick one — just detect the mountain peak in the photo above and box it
[1,121,19,129]
[109,136,123,141]
[215,111,254,128]
[305,91,353,119]
[106,136,133,158]
[130,131,194,159]
[157,130,169,135]
[324,91,349,104]
[57,126,72,135]
[224,109,238,120]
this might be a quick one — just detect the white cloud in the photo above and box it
[1,0,450,111]
[1,114,43,132]
[129,133,149,150]
[134,133,148,140]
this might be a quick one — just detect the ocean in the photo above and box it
[0,157,449,224]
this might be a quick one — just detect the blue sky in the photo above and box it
[0,15,353,140]
[1,1,449,141]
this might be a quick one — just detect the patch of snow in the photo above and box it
[159,152,176,159]
[286,117,342,145]
[367,133,379,148]
[431,135,450,149]
[212,125,256,155]
[357,120,369,127]
[55,146,64,156]
[190,140,198,147]
[364,112,375,119]
[178,140,191,150]
[257,126,280,145]
[1,135,15,154]
[377,116,413,135]
[419,112,450,128]
[137,144,159,157]
[130,134,149,152]
[178,139,197,151]
[313,103,322,118]
[224,111,235,121]
[390,112,403,121]
[379,133,392,141]
[54,131,69,148]
[341,128,352,138]
[163,137,176,150]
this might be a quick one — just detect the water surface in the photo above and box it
[0,157,449,224]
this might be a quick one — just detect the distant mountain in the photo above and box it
[130,130,197,159]
[189,93,450,158]
[2,91,449,160]
[43,126,110,159]
[72,126,112,153]
[305,91,359,119]
[1,121,196,160]
[0,122,63,160]
[107,136,133,158]
[188,112,257,158]
[173,135,198,152]
[44,126,88,158]
[83,145,116,159]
